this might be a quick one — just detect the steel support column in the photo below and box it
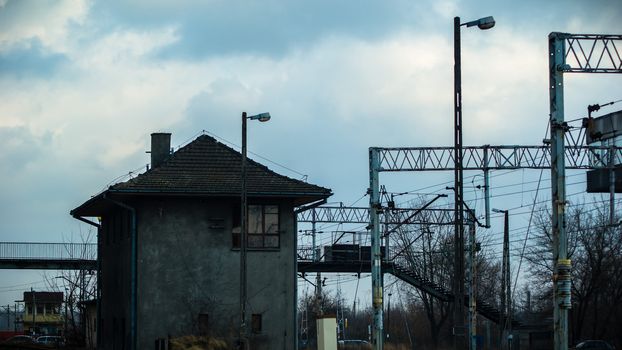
[484,145,491,227]
[369,147,383,350]
[549,33,570,350]
[609,144,616,224]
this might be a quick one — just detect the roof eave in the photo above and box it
[71,188,333,217]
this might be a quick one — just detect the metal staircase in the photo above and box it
[387,261,521,326]
[385,263,453,302]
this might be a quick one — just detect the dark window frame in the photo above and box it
[232,204,280,250]
[251,314,262,334]
[198,313,209,335]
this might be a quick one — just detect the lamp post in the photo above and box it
[454,15,495,350]
[240,111,271,349]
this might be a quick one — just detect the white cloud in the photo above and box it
[0,0,90,53]
[73,26,179,67]
[432,0,459,19]
[1,0,621,307]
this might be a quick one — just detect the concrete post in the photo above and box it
[369,148,383,350]
[548,32,570,350]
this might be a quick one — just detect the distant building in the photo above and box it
[22,291,63,336]
[0,306,23,333]
[71,133,332,350]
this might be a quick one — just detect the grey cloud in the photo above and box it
[91,0,420,59]
[88,0,622,61]
[176,78,256,139]
[0,39,69,78]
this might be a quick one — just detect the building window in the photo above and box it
[251,314,262,334]
[37,305,43,315]
[232,205,280,249]
[45,304,59,314]
[198,313,208,335]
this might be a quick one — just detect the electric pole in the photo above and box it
[466,218,477,350]
[313,209,323,316]
[493,208,510,349]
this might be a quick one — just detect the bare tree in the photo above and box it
[44,230,97,345]
[525,203,622,348]
[392,215,453,350]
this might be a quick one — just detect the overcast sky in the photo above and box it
[1,0,621,307]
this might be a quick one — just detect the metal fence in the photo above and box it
[0,242,97,260]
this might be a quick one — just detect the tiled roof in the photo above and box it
[109,135,331,198]
[24,292,63,303]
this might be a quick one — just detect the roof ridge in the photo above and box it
[106,132,330,196]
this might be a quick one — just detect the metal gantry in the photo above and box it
[297,206,455,225]
[561,34,622,73]
[375,145,622,171]
[548,32,622,350]
[369,142,622,345]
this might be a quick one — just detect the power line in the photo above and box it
[201,129,309,180]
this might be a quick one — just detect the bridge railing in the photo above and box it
[0,242,97,260]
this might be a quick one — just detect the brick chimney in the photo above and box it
[150,133,171,168]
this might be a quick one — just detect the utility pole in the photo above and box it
[4,305,9,329]
[364,31,621,348]
[506,216,512,350]
[502,210,511,349]
[492,208,510,349]
[64,288,69,337]
[31,287,36,336]
[239,111,270,350]
[453,17,495,348]
[386,293,392,344]
[548,33,571,350]
[453,16,467,348]
[466,218,477,350]
[312,209,323,316]
[369,148,383,350]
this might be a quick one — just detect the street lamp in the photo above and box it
[453,15,495,350]
[55,277,71,337]
[462,16,495,30]
[240,111,270,349]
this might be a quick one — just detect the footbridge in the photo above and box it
[0,242,96,270]
[0,241,517,326]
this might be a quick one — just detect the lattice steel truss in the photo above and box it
[560,34,622,73]
[375,145,622,171]
[297,206,455,225]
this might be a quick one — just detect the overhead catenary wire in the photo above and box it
[297,112,619,310]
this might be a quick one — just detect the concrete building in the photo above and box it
[22,291,63,336]
[81,300,97,349]
[71,133,332,350]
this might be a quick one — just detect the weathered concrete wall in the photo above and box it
[135,197,297,350]
[99,207,132,350]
